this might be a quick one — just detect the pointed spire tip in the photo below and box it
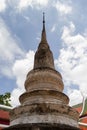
[42,12,45,32]
[43,12,45,23]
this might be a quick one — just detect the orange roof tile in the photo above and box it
[75,106,82,113]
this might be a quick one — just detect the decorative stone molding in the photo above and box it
[19,90,69,105]
[25,68,64,92]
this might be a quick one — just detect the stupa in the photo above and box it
[5,13,80,130]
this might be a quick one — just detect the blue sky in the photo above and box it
[0,0,87,107]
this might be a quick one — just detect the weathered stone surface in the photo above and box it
[10,103,79,122]
[34,47,54,69]
[10,114,78,128]
[19,90,69,105]
[25,68,64,92]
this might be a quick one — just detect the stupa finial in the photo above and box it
[43,12,45,31]
[41,12,47,42]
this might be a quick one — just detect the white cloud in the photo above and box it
[0,18,24,78]
[11,50,34,107]
[0,18,24,61]
[18,0,33,9]
[56,22,87,106]
[18,0,49,11]
[53,1,72,15]
[51,24,56,32]
[69,89,83,106]
[0,0,6,12]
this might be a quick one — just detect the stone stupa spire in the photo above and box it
[41,12,47,42]
[34,12,55,69]
[6,13,80,130]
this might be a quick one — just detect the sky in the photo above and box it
[0,0,87,107]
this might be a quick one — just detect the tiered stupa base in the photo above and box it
[4,69,80,130]
[6,69,79,130]
[5,90,79,129]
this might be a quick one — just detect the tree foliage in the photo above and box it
[0,92,11,106]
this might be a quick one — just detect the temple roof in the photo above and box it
[73,99,87,116]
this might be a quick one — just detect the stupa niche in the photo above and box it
[4,13,80,130]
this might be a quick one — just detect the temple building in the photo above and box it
[74,99,87,130]
[0,105,11,129]
[5,13,80,130]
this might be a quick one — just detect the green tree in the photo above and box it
[0,92,11,107]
